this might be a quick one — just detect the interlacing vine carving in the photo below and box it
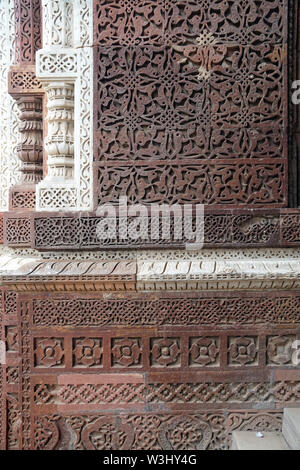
[94,0,288,208]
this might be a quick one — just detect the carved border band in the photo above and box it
[3,210,300,249]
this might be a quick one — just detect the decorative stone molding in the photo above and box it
[3,209,300,249]
[27,210,300,250]
[136,259,300,291]
[29,293,300,327]
[0,259,137,292]
[1,251,300,292]
[35,0,93,211]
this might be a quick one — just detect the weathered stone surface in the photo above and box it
[231,431,289,450]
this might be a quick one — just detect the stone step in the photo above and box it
[282,408,300,450]
[231,431,290,450]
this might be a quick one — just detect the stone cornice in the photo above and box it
[0,259,136,292]
[1,251,300,292]
[136,259,300,291]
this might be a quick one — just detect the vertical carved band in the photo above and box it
[7,0,43,210]
[44,82,74,180]
[0,290,5,450]
[36,0,93,211]
[0,0,22,211]
[14,0,41,64]
[42,0,73,48]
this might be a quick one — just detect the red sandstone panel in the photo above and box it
[2,289,300,449]
[94,0,288,207]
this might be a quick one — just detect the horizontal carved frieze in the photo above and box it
[28,292,300,326]
[2,257,300,292]
[32,410,284,450]
[0,260,136,292]
[27,328,300,372]
[2,210,300,250]
[32,380,300,406]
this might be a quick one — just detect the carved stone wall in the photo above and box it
[94,0,289,208]
[0,286,299,450]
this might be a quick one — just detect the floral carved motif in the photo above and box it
[34,338,64,368]
[228,337,258,366]
[111,338,142,368]
[150,338,181,367]
[189,337,220,366]
[73,338,103,367]
[94,1,288,208]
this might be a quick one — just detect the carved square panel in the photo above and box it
[267,335,297,365]
[34,337,65,368]
[150,337,181,367]
[111,337,142,367]
[189,336,220,367]
[73,337,103,368]
[227,336,259,366]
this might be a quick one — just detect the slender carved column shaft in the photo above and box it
[44,82,74,180]
[16,96,43,184]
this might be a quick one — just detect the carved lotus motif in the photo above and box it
[73,338,103,367]
[151,338,180,367]
[228,337,257,366]
[111,338,142,367]
[190,337,219,366]
[35,338,64,367]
